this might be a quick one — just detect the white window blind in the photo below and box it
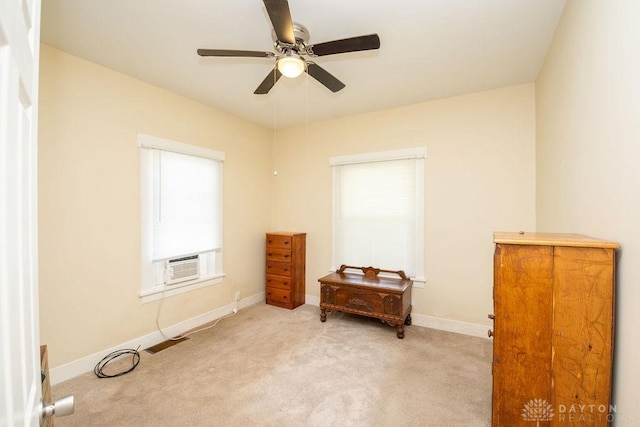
[139,134,225,302]
[152,150,222,261]
[331,148,425,282]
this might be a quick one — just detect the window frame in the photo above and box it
[138,133,226,303]
[330,147,426,287]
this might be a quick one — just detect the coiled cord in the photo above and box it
[94,346,141,379]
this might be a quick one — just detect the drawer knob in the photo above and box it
[488,329,494,338]
[488,314,495,320]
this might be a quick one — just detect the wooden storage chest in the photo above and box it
[318,265,412,338]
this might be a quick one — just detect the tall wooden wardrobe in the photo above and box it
[490,232,619,426]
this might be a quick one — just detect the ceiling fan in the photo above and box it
[197,0,381,94]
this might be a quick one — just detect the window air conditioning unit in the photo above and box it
[165,255,200,285]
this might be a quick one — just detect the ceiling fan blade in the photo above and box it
[263,0,295,44]
[254,68,282,94]
[307,34,380,57]
[197,49,274,58]
[306,63,345,93]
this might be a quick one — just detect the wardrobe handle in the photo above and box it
[488,314,495,337]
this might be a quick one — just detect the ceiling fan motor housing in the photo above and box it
[293,23,310,44]
[273,23,310,53]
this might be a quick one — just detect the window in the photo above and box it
[138,134,225,302]
[330,147,426,285]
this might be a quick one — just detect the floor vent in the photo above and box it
[144,337,189,354]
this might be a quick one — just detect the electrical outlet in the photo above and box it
[234,291,240,302]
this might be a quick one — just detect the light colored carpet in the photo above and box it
[53,303,492,426]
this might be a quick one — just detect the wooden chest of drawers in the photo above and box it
[318,265,412,338]
[265,232,306,309]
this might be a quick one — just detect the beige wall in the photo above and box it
[39,44,537,371]
[536,0,640,421]
[38,45,272,367]
[271,83,537,325]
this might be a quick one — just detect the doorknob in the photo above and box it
[41,394,75,424]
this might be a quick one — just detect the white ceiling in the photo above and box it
[40,0,566,129]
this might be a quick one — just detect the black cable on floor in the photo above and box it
[94,346,141,379]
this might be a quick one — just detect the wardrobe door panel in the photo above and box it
[552,246,615,419]
[493,244,554,425]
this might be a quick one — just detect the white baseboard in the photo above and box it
[305,294,320,306]
[305,293,489,339]
[409,313,490,339]
[50,292,265,385]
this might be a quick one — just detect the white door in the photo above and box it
[0,0,43,425]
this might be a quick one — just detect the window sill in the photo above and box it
[139,273,225,304]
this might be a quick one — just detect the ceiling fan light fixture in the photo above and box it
[277,52,305,78]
